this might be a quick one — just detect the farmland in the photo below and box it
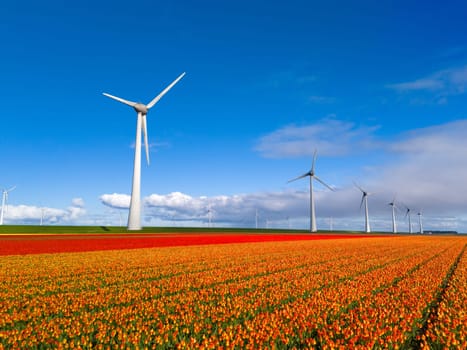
[0,234,465,349]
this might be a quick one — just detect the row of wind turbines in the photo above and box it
[358,186,423,234]
[102,72,427,233]
[288,150,424,233]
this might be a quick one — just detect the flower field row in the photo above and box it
[420,243,466,349]
[0,235,465,349]
[0,233,372,256]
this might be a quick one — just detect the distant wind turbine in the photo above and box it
[388,195,398,233]
[103,73,185,230]
[417,210,424,234]
[405,206,413,234]
[288,150,334,232]
[207,204,212,228]
[0,186,16,225]
[354,182,372,233]
[40,207,45,226]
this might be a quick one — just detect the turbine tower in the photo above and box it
[207,204,212,228]
[103,73,185,230]
[40,207,45,226]
[0,186,16,225]
[388,196,397,233]
[288,150,334,232]
[354,183,372,233]
[255,209,259,229]
[405,206,413,234]
[417,210,424,234]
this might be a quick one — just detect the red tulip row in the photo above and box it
[0,236,465,349]
[0,233,372,256]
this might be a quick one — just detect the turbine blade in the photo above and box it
[314,175,334,191]
[146,72,186,109]
[311,149,317,173]
[353,181,365,193]
[7,186,16,193]
[287,172,309,183]
[142,114,150,165]
[102,93,137,107]
[360,193,365,210]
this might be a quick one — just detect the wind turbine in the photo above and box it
[288,150,334,232]
[417,210,424,234]
[103,72,185,230]
[0,186,16,225]
[255,209,259,229]
[207,203,212,228]
[388,195,398,233]
[354,182,372,233]
[405,206,413,234]
[40,207,45,226]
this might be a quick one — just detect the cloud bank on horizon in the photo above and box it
[4,198,86,225]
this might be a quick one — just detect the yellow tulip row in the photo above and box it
[420,245,466,350]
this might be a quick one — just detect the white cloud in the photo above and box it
[255,118,380,158]
[4,199,86,224]
[143,190,312,227]
[373,120,467,213]
[72,197,85,208]
[387,65,467,95]
[101,191,291,227]
[388,78,444,92]
[99,193,131,209]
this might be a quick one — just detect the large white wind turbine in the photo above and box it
[288,150,334,232]
[354,183,372,233]
[388,195,398,233]
[103,72,186,230]
[405,206,413,234]
[417,210,424,234]
[0,186,16,225]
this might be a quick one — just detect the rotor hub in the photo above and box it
[133,103,148,114]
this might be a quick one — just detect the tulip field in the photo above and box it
[0,233,465,349]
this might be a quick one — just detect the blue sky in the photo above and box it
[1,0,467,232]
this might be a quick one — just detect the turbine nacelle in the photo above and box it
[133,103,148,114]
